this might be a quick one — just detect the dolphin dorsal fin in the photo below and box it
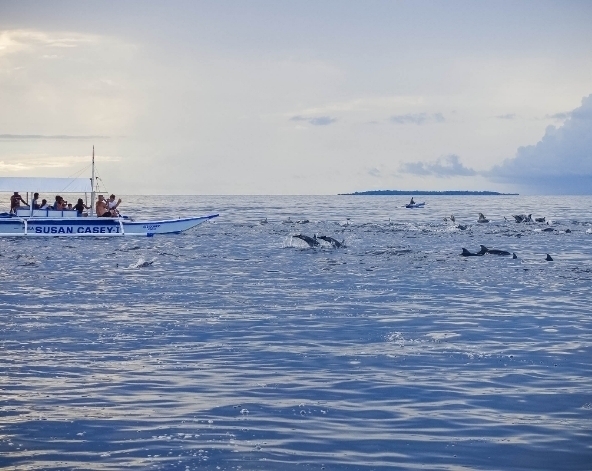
[479,245,489,253]
[462,248,471,256]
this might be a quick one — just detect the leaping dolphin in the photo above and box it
[478,213,489,223]
[480,245,512,256]
[317,235,345,248]
[293,234,319,247]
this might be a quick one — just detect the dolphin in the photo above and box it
[542,227,554,232]
[293,234,319,247]
[457,224,468,230]
[546,254,553,261]
[478,213,489,223]
[535,217,545,223]
[480,245,512,256]
[128,258,155,268]
[513,214,532,223]
[317,235,345,248]
[512,253,517,259]
[461,246,488,257]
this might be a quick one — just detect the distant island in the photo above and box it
[340,190,518,196]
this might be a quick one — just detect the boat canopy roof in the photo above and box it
[0,177,92,193]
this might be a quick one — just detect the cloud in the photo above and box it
[0,154,120,173]
[545,111,571,121]
[389,112,445,125]
[0,134,109,140]
[496,113,516,120]
[488,94,592,193]
[0,161,30,171]
[400,154,476,177]
[367,167,382,177]
[0,30,96,57]
[290,115,337,126]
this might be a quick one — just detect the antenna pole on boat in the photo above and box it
[90,146,95,216]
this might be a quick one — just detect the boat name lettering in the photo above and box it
[32,226,120,234]
[142,224,161,230]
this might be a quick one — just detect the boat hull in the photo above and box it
[123,215,218,236]
[0,214,218,237]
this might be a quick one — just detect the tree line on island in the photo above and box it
[340,190,518,196]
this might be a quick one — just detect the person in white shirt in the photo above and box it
[107,194,122,216]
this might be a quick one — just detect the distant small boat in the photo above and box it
[405,202,425,208]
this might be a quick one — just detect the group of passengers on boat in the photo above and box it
[9,191,122,217]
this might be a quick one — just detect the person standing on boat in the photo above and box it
[10,192,28,214]
[409,197,415,205]
[95,195,114,217]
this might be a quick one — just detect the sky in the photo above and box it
[0,0,591,195]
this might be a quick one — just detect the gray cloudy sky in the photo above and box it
[1,0,591,194]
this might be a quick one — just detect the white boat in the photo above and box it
[0,149,219,237]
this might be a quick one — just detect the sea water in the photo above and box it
[1,195,591,470]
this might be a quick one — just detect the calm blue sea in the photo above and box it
[1,195,592,470]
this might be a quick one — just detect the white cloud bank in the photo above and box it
[488,94,592,194]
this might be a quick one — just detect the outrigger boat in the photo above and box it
[0,148,218,237]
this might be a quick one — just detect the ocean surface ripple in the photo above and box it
[1,195,592,470]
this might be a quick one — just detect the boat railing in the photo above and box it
[16,209,80,218]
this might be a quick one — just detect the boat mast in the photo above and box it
[90,146,96,216]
